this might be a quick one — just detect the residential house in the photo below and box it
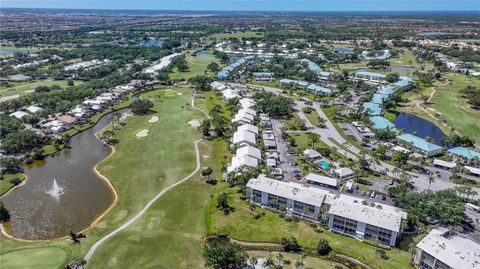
[305,173,341,190]
[413,228,480,269]
[328,195,407,246]
[397,134,443,157]
[246,174,335,220]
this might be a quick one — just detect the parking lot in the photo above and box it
[271,118,300,181]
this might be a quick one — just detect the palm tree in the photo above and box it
[427,176,435,190]
[308,133,320,148]
[392,167,400,177]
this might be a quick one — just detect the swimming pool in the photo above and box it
[320,161,330,169]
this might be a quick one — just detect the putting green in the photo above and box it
[0,245,70,269]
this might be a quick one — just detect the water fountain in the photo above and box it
[47,178,64,198]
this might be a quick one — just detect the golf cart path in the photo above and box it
[191,95,211,119]
[84,138,203,261]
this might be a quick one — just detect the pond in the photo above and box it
[138,41,164,46]
[394,113,445,144]
[1,108,130,240]
[0,50,32,55]
[195,50,210,55]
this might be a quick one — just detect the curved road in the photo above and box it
[84,138,203,261]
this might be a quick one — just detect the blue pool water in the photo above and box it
[321,161,330,169]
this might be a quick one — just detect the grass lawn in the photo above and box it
[0,80,84,97]
[170,52,220,80]
[0,245,71,269]
[0,173,25,196]
[284,113,307,130]
[390,50,416,66]
[85,87,207,268]
[302,107,325,128]
[211,32,264,39]
[337,60,369,71]
[430,73,480,144]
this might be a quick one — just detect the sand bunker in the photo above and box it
[136,129,149,137]
[121,112,133,121]
[148,116,159,123]
[176,92,183,96]
[188,119,201,127]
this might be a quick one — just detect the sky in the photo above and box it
[2,0,480,11]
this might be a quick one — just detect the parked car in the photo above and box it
[388,180,394,185]
[361,191,366,196]
[370,191,376,198]
[381,195,386,201]
[366,190,372,197]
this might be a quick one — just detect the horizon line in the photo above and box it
[2,7,480,13]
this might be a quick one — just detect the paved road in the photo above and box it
[250,84,480,198]
[84,139,203,261]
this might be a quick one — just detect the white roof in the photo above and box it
[70,107,86,114]
[83,99,103,105]
[222,89,240,100]
[237,123,258,135]
[240,98,256,109]
[345,181,356,189]
[43,120,63,128]
[25,105,43,114]
[305,173,339,187]
[416,228,480,269]
[266,158,277,167]
[227,154,259,173]
[433,159,457,169]
[145,53,180,74]
[465,166,480,175]
[262,133,275,141]
[332,167,355,178]
[236,145,261,160]
[303,148,321,159]
[238,107,256,117]
[233,130,256,145]
[232,114,254,124]
[328,196,406,232]
[247,174,335,207]
[392,145,411,153]
[9,111,29,119]
[210,81,225,90]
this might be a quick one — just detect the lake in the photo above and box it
[394,113,445,144]
[1,108,129,240]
